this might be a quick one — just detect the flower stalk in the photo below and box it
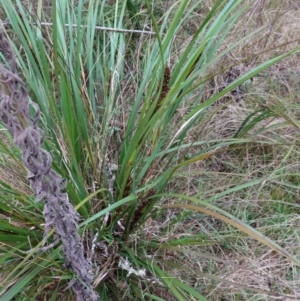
[0,30,99,301]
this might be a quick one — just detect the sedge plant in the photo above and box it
[0,0,300,300]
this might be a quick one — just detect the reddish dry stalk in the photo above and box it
[155,65,171,112]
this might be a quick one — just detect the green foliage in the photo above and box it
[0,0,300,300]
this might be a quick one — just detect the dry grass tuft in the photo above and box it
[150,1,300,299]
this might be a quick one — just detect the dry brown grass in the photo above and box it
[0,131,30,194]
[145,1,300,300]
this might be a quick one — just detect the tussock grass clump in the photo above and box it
[1,0,300,300]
